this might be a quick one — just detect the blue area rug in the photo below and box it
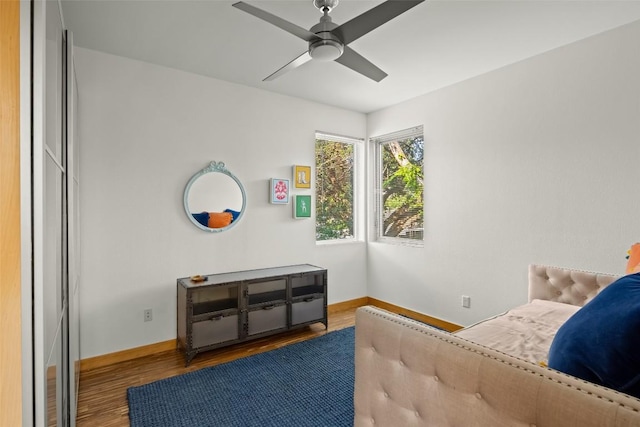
[127,327,355,427]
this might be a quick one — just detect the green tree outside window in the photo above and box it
[315,139,355,241]
[380,135,424,240]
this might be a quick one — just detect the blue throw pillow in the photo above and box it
[191,212,209,227]
[224,209,241,222]
[548,273,640,398]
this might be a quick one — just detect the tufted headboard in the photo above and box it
[528,264,620,307]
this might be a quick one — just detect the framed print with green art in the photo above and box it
[294,195,312,219]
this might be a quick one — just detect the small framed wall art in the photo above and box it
[270,178,290,204]
[293,165,311,189]
[294,195,312,219]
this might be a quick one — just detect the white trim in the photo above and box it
[31,0,47,424]
[316,131,364,144]
[315,132,363,243]
[56,0,65,31]
[315,237,359,246]
[45,145,65,172]
[66,28,79,427]
[372,125,425,246]
[370,126,423,144]
[19,1,34,425]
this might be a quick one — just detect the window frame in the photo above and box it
[372,126,424,246]
[315,132,363,244]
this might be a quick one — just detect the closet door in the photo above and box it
[66,29,81,426]
[35,1,71,425]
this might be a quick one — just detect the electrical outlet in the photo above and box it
[462,295,471,308]
[144,309,153,322]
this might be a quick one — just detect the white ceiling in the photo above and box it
[60,0,640,113]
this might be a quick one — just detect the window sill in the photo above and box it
[316,238,363,246]
[373,238,424,248]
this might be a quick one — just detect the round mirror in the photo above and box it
[183,161,247,232]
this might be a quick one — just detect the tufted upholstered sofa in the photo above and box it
[354,264,640,426]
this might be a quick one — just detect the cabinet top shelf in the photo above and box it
[178,264,326,288]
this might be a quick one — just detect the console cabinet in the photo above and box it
[177,264,327,365]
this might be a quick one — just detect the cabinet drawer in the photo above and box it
[292,298,324,325]
[248,304,286,335]
[192,314,239,348]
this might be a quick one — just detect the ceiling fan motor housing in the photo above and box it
[308,15,344,61]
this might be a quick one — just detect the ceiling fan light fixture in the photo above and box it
[309,39,343,61]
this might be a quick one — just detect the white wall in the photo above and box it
[75,48,367,358]
[77,19,640,358]
[367,20,640,326]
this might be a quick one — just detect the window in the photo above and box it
[373,126,424,243]
[315,133,360,242]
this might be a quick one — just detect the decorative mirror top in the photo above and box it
[183,161,247,233]
[202,161,227,173]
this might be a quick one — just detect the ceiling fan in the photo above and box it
[232,0,424,82]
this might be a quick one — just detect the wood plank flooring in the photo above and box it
[76,307,357,427]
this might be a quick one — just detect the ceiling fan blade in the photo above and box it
[264,51,313,81]
[232,2,319,42]
[334,46,387,82]
[332,0,424,45]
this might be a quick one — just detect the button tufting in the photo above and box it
[384,392,389,398]
[556,291,562,296]
[475,393,482,399]
[415,411,420,418]
[530,424,536,427]
[582,295,588,300]
[434,376,439,382]
[399,360,405,366]
[371,418,375,424]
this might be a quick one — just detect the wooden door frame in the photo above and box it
[1,0,23,426]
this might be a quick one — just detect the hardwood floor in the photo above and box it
[75,307,357,427]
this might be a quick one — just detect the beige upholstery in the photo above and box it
[528,264,619,306]
[354,265,640,426]
[455,299,580,364]
[354,306,640,427]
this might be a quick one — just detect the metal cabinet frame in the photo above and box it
[177,264,327,365]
